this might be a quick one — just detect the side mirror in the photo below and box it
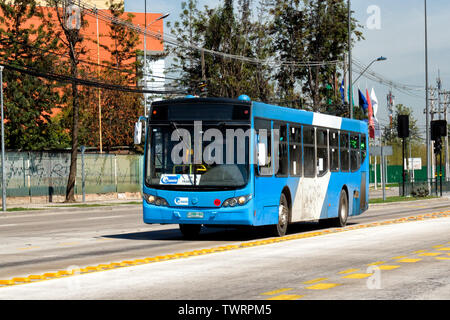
[134,121,143,145]
[257,143,267,167]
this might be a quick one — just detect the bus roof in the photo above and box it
[152,97,368,134]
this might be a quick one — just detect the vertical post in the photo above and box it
[425,0,431,194]
[348,0,353,119]
[143,0,147,118]
[96,9,103,154]
[81,145,85,203]
[440,145,443,196]
[381,145,385,201]
[402,138,406,196]
[0,66,6,211]
[374,154,377,190]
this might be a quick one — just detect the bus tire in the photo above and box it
[179,224,202,239]
[333,189,349,227]
[271,193,289,237]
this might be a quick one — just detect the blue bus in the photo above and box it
[137,96,369,238]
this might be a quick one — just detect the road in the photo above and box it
[0,197,449,300]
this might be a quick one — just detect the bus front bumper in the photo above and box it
[143,202,255,226]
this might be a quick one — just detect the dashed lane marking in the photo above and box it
[303,278,328,284]
[436,257,450,261]
[418,252,442,257]
[338,268,360,274]
[437,247,450,251]
[261,288,293,296]
[1,209,449,288]
[305,283,342,290]
[396,258,422,263]
[341,273,372,279]
[367,261,386,266]
[377,265,401,271]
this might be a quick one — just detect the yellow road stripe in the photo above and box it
[267,294,304,300]
[306,283,341,290]
[418,252,442,257]
[303,278,328,284]
[437,247,450,251]
[367,261,386,266]
[261,288,293,296]
[377,265,401,271]
[413,250,427,254]
[436,257,450,261]
[1,209,450,289]
[342,273,372,279]
[391,256,407,260]
[396,258,422,263]
[338,268,360,274]
[432,245,445,248]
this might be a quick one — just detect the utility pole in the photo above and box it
[425,0,431,194]
[348,0,353,119]
[0,65,6,212]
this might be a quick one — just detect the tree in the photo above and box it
[270,0,363,112]
[78,0,143,149]
[0,0,69,150]
[383,104,420,144]
[47,0,88,202]
[167,0,274,100]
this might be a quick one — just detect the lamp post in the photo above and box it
[352,56,387,86]
[143,6,169,117]
[0,65,5,212]
[424,0,431,193]
[348,0,353,119]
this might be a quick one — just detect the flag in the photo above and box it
[370,88,381,138]
[358,89,368,113]
[366,89,375,139]
[339,79,345,104]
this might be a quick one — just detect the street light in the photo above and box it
[143,10,170,117]
[352,56,387,86]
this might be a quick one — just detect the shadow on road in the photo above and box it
[102,221,357,242]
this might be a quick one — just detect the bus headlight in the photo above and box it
[144,194,169,207]
[223,195,252,207]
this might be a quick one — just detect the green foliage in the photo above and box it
[167,0,274,100]
[0,0,69,150]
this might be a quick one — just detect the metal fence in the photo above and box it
[1,152,143,200]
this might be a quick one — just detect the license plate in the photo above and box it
[187,212,204,219]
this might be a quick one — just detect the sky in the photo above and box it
[124,0,450,137]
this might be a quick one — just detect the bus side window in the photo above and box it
[255,119,273,176]
[317,129,328,176]
[303,126,315,177]
[350,133,360,172]
[340,132,350,172]
[329,130,339,172]
[289,126,302,176]
[360,134,367,164]
[275,124,289,176]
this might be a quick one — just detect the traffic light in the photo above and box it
[397,115,409,138]
[431,120,447,141]
[434,138,442,155]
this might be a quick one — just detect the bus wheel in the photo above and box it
[271,193,289,237]
[179,224,202,239]
[333,189,349,227]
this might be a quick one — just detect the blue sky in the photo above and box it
[125,0,450,135]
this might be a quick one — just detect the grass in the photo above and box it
[6,207,44,212]
[369,196,438,204]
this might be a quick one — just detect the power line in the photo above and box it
[0,60,185,94]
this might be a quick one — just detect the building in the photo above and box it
[33,0,167,105]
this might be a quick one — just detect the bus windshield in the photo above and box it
[145,122,250,190]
